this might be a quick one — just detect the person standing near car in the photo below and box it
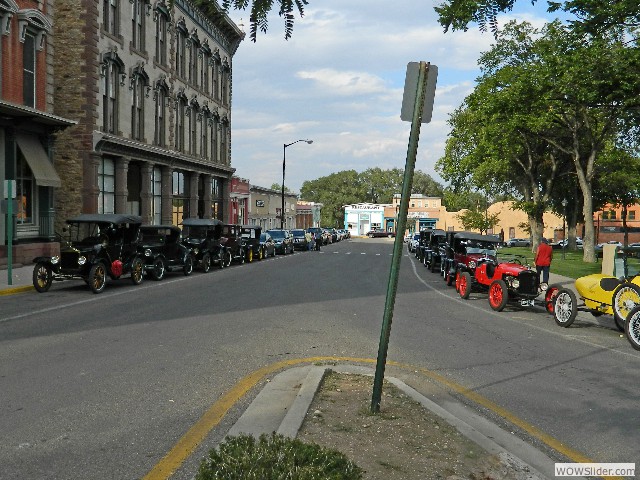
[535,237,553,284]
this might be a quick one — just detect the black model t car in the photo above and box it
[240,225,262,262]
[180,218,228,271]
[139,225,194,280]
[32,214,145,294]
[220,224,246,265]
[415,229,432,262]
[423,229,446,272]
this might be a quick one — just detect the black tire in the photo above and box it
[458,271,472,299]
[624,306,640,351]
[430,258,437,273]
[488,279,509,311]
[130,257,144,285]
[218,250,225,269]
[612,283,640,332]
[202,253,211,273]
[224,250,232,267]
[32,262,53,293]
[89,263,107,294]
[553,288,578,327]
[150,258,166,281]
[239,249,245,264]
[445,268,455,286]
[183,255,194,276]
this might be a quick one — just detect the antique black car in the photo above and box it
[180,218,228,271]
[415,229,432,262]
[220,224,246,265]
[139,225,194,280]
[240,225,262,262]
[423,229,446,272]
[32,214,145,294]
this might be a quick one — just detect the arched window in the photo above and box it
[187,97,199,155]
[209,113,219,163]
[220,116,229,165]
[200,107,210,158]
[103,0,119,36]
[188,29,200,86]
[175,20,187,79]
[100,51,125,134]
[131,0,146,52]
[211,49,221,100]
[153,77,168,147]
[154,2,169,66]
[130,66,149,141]
[175,92,187,152]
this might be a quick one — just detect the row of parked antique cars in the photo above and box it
[31,214,331,295]
[411,228,640,351]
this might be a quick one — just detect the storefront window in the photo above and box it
[98,158,115,214]
[172,171,187,225]
[151,166,162,225]
[211,177,223,220]
[16,153,34,224]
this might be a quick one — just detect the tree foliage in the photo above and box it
[299,168,444,227]
[221,0,309,41]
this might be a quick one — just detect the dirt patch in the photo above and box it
[297,371,541,480]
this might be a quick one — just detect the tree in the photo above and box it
[220,0,309,41]
[456,208,501,234]
[270,183,293,194]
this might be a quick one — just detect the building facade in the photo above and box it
[52,0,243,234]
[1,0,76,265]
[344,203,389,237]
[248,184,297,230]
[229,176,249,224]
[295,200,322,229]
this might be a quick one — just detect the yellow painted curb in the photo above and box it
[144,356,607,480]
[0,285,34,296]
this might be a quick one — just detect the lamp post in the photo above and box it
[281,139,313,229]
[561,197,568,259]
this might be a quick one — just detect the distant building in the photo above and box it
[248,185,297,230]
[344,203,389,237]
[229,176,249,224]
[296,201,322,229]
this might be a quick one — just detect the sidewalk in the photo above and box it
[0,263,35,295]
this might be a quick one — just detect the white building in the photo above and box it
[344,203,390,237]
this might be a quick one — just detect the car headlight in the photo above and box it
[50,255,60,265]
[512,278,520,289]
[468,261,476,269]
[144,248,152,257]
[78,256,87,266]
[193,248,199,255]
[540,283,548,291]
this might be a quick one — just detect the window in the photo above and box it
[220,120,228,164]
[131,74,145,140]
[211,55,219,99]
[629,211,636,221]
[188,35,199,85]
[172,171,188,225]
[221,66,229,105]
[151,166,162,224]
[103,61,120,134]
[154,84,167,146]
[187,103,198,155]
[155,8,168,65]
[609,210,617,220]
[175,96,186,152]
[201,113,209,158]
[175,23,187,78]
[131,0,145,51]
[201,51,209,91]
[211,177,222,220]
[16,151,34,224]
[104,0,119,36]
[209,116,218,162]
[98,158,115,214]
[22,31,36,107]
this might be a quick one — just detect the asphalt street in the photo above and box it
[1,238,639,479]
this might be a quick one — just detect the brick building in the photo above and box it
[52,0,243,234]
[229,175,248,224]
[0,0,76,265]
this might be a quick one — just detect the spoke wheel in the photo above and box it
[613,283,640,332]
[183,255,194,276]
[202,253,211,273]
[458,272,472,299]
[247,248,253,263]
[151,258,166,281]
[553,289,577,327]
[32,262,53,293]
[488,280,508,311]
[225,250,232,267]
[89,263,107,294]
[130,258,144,285]
[544,285,560,315]
[624,306,640,351]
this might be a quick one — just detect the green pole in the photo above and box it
[7,179,13,286]
[371,61,429,413]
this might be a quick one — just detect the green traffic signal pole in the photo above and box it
[371,61,430,413]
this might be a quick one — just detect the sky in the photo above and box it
[226,0,553,194]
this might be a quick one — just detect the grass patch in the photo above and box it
[499,246,601,279]
[196,433,363,480]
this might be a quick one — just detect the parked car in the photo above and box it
[291,229,310,250]
[408,233,420,253]
[550,246,640,331]
[139,225,194,280]
[240,225,262,262]
[423,229,446,272]
[259,232,276,258]
[220,224,246,265]
[267,229,294,254]
[505,238,531,247]
[32,214,145,294]
[367,229,392,238]
[307,227,327,245]
[180,218,228,271]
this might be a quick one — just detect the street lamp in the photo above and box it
[282,139,313,229]
[561,197,568,259]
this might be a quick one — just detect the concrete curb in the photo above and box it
[0,285,33,296]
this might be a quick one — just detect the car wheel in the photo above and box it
[625,306,640,351]
[488,279,509,311]
[89,263,107,294]
[612,283,640,332]
[202,253,212,273]
[445,268,455,286]
[239,249,245,264]
[130,258,144,285]
[225,250,232,267]
[151,258,166,281]
[272,248,276,257]
[32,262,53,293]
[544,284,560,314]
[247,248,253,263]
[458,272,472,299]
[430,259,438,273]
[553,288,577,327]
[183,255,194,276]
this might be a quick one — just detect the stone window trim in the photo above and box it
[152,0,169,22]
[17,8,51,50]
[0,0,18,35]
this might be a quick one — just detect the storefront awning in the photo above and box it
[15,133,61,187]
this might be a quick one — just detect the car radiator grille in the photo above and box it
[61,252,79,269]
[517,271,538,295]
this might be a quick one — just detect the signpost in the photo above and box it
[5,180,15,285]
[371,62,438,413]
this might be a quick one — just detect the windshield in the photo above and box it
[465,240,498,256]
[260,233,268,242]
[66,222,103,243]
[183,226,208,239]
[268,230,286,239]
[292,230,305,237]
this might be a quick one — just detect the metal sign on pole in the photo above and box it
[371,61,438,413]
